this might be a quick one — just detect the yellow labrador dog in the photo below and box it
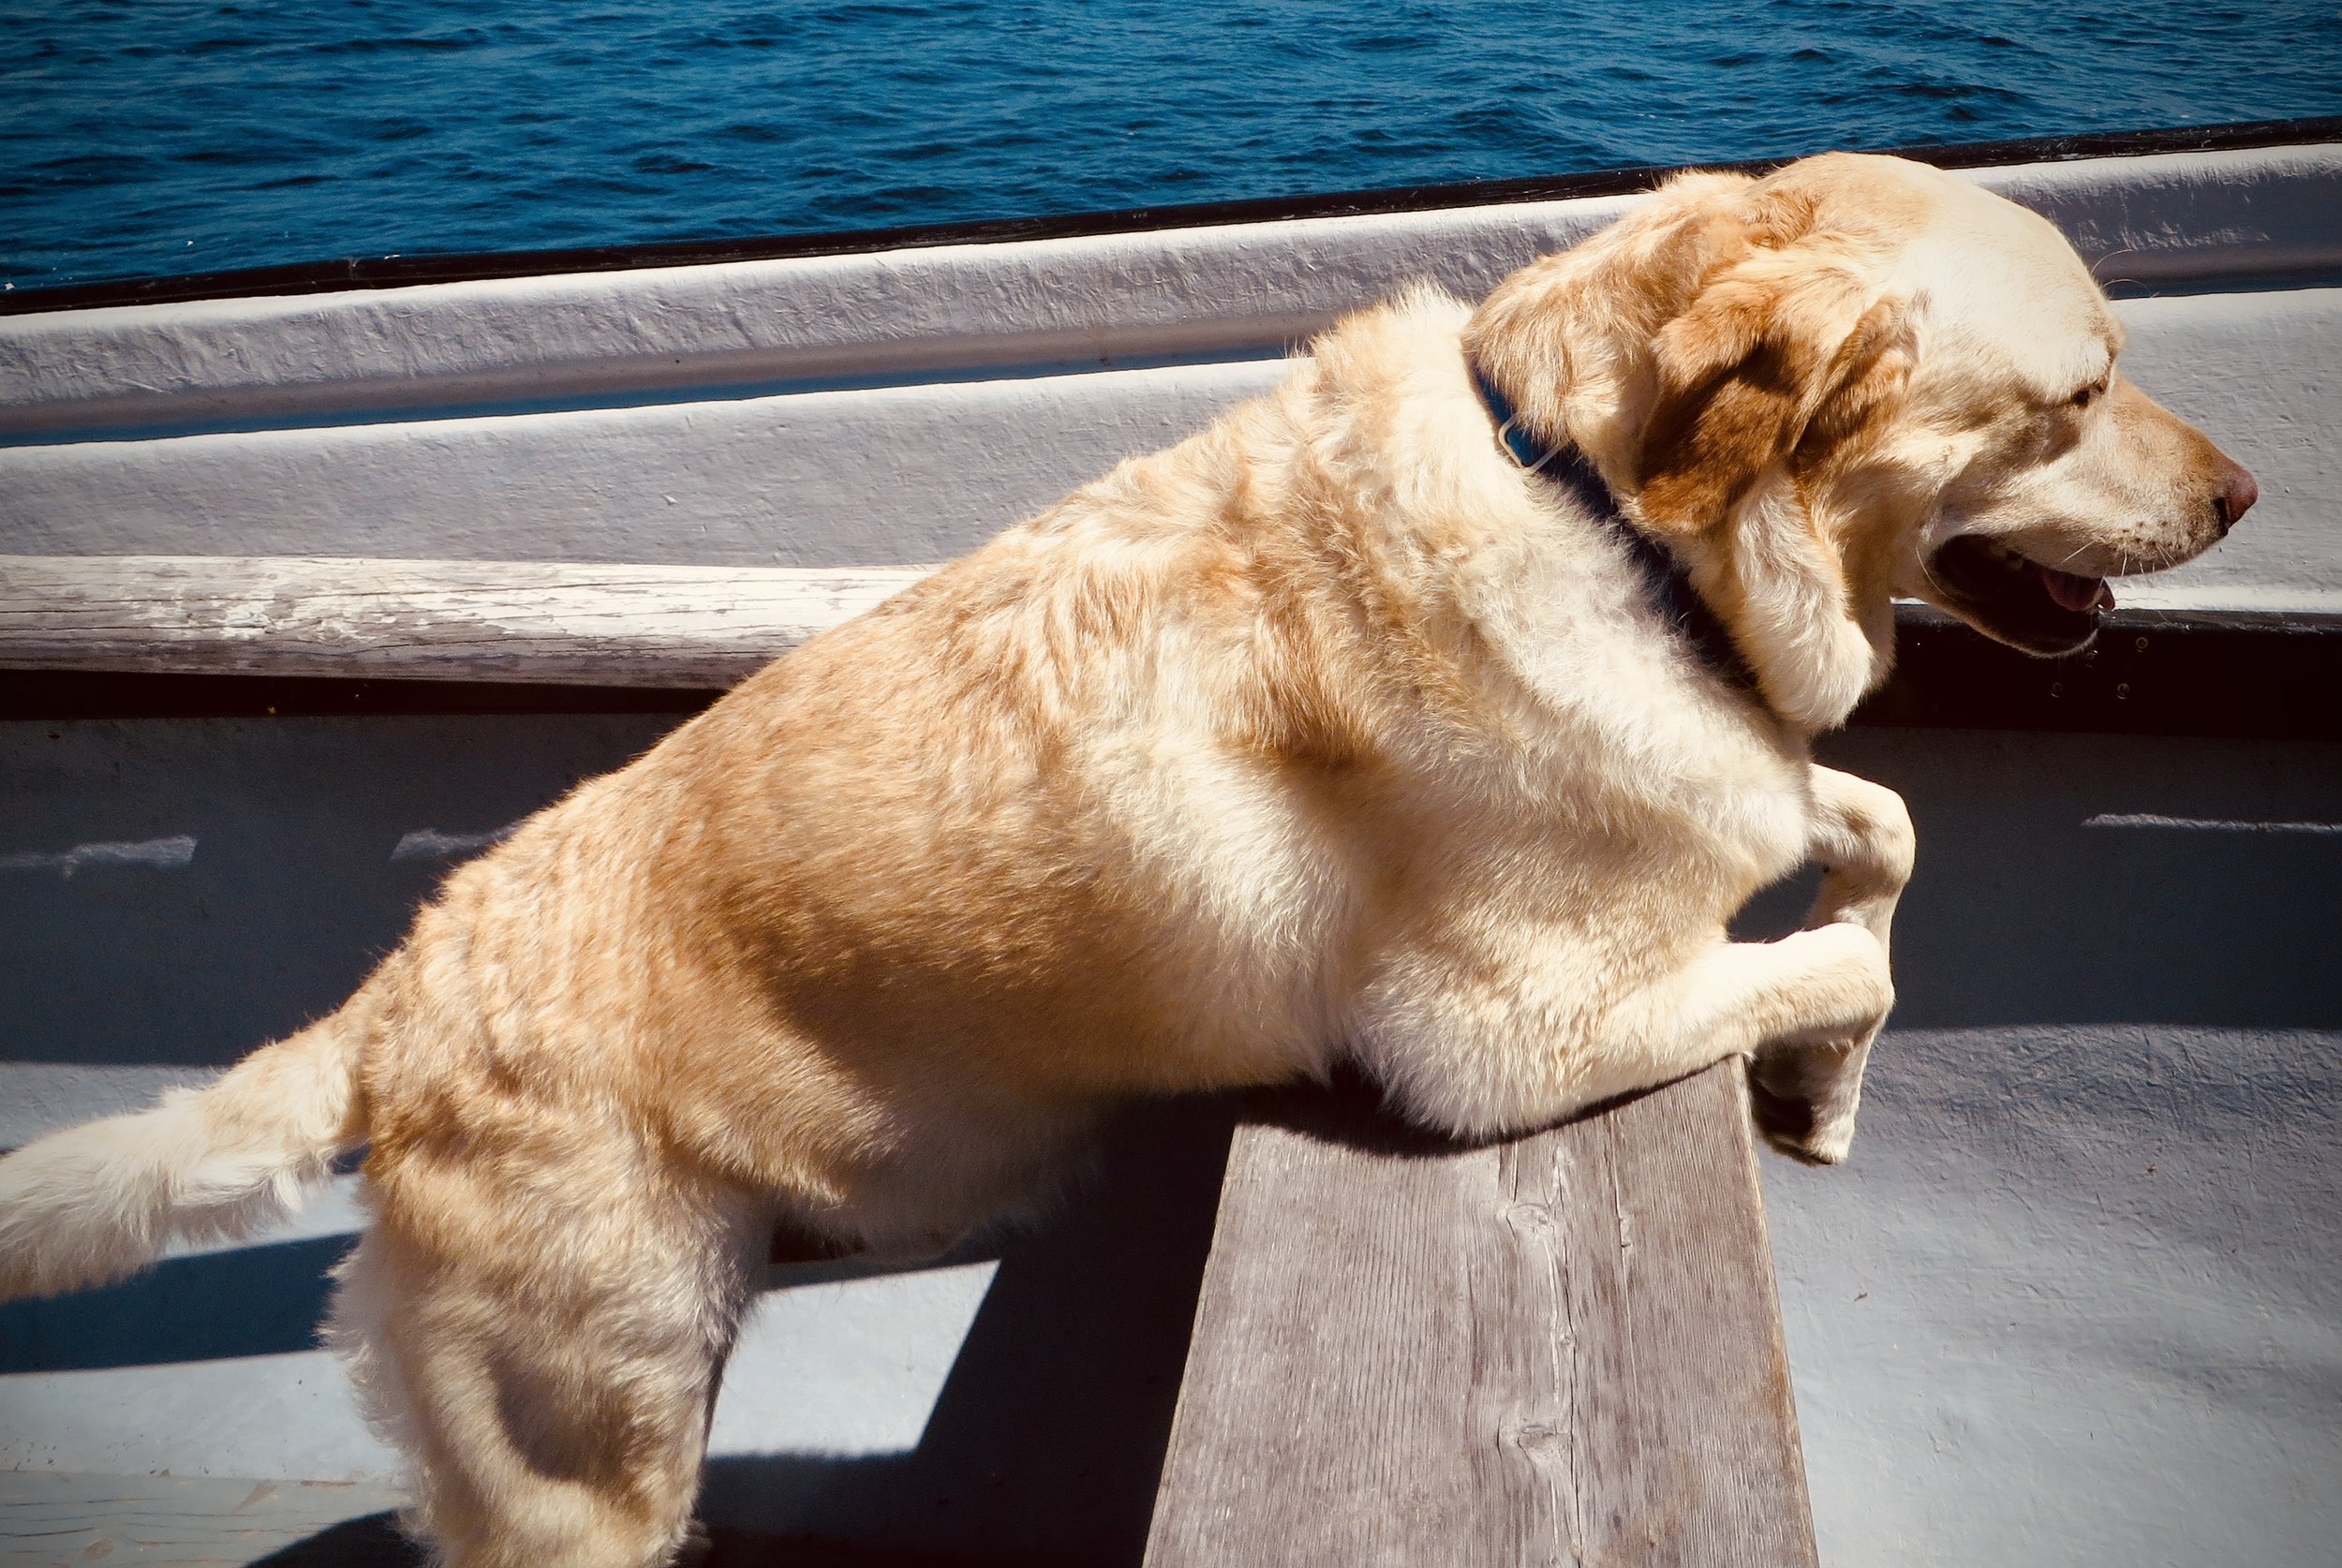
[0,153,2253,1566]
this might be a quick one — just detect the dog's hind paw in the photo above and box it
[1748,1064,1857,1165]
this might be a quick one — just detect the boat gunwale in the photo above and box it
[7,114,2340,318]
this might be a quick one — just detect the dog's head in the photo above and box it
[1463,153,2255,728]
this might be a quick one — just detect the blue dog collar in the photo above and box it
[1468,362,1763,702]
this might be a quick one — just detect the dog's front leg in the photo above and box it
[1750,765,1915,1164]
[1356,920,1893,1142]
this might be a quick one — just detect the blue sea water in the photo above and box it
[4,0,2339,292]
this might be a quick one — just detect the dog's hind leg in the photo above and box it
[329,1163,761,1568]
[1751,765,1915,1164]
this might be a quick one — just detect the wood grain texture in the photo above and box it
[0,1472,411,1567]
[0,555,934,687]
[1144,1061,1816,1568]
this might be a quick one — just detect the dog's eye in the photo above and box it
[2070,379,2107,409]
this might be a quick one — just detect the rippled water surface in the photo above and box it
[4,0,2338,290]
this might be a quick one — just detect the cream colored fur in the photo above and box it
[0,1006,363,1299]
[0,154,2250,1567]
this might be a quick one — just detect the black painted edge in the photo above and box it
[0,672,719,721]
[1848,610,2342,741]
[7,115,2338,318]
[5,609,2336,739]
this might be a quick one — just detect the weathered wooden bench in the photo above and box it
[1143,1065,1814,1568]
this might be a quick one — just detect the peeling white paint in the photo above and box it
[0,835,194,877]
[390,823,520,862]
[2083,813,2342,834]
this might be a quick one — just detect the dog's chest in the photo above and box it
[1460,546,1812,894]
[1690,760,1815,894]
[1512,721,1814,908]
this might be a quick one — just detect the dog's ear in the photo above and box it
[1636,215,1919,731]
[1636,243,1912,535]
[1460,171,1759,471]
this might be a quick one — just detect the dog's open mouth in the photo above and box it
[1926,535,2112,656]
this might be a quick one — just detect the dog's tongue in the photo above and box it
[2037,561,2114,613]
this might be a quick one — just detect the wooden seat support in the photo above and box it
[1143,1060,1817,1568]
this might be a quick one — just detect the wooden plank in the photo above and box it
[1143,1060,1816,1568]
[0,1471,411,1567]
[0,555,933,687]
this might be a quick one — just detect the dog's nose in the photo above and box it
[2214,464,2259,533]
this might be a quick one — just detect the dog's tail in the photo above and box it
[0,990,374,1302]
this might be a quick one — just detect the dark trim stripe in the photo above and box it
[0,672,719,721]
[7,613,2336,740]
[6,116,2337,318]
[1853,612,2342,741]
